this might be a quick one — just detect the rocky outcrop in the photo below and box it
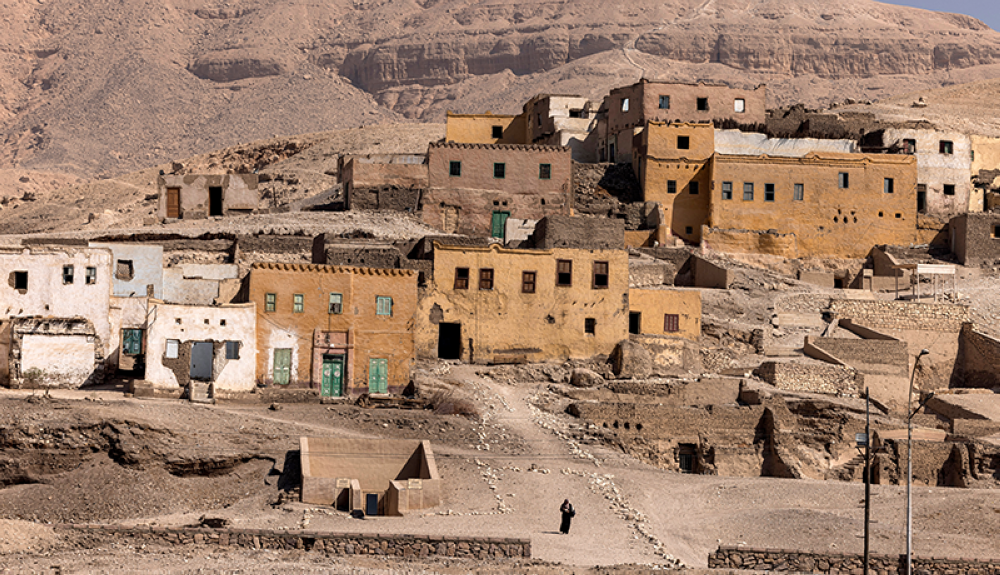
[188,50,285,83]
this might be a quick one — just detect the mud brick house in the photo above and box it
[444,112,527,145]
[600,80,766,163]
[0,246,113,388]
[521,94,600,162]
[300,437,441,516]
[141,300,256,400]
[879,128,972,218]
[422,142,572,237]
[633,122,919,258]
[244,263,417,398]
[950,212,1000,266]
[157,173,259,221]
[341,154,428,211]
[414,241,628,363]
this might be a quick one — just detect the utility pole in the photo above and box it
[863,386,871,575]
[907,349,931,575]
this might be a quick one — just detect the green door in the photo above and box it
[321,354,344,397]
[490,211,510,238]
[122,329,143,355]
[368,358,388,394]
[273,349,292,385]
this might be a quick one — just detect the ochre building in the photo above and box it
[245,263,417,398]
[414,242,629,363]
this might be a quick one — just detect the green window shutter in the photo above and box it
[376,296,392,316]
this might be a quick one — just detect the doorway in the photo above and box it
[365,493,379,516]
[209,186,224,217]
[438,323,462,360]
[321,354,344,397]
[190,342,213,381]
[273,348,291,385]
[629,312,641,335]
[166,188,180,218]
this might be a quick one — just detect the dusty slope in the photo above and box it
[2,0,1000,179]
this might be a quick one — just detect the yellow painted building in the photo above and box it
[414,243,629,363]
[634,122,920,258]
[444,112,527,145]
[627,288,701,341]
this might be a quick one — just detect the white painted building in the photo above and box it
[882,128,971,219]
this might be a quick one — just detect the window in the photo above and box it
[764,183,775,202]
[664,314,680,333]
[794,183,804,201]
[689,181,699,195]
[621,97,629,112]
[491,125,503,139]
[722,181,733,200]
[677,136,689,150]
[376,296,393,316]
[659,95,670,109]
[743,182,754,201]
[493,163,505,179]
[939,140,953,154]
[629,312,641,335]
[122,329,143,355]
[265,293,276,313]
[115,259,134,281]
[522,271,536,294]
[903,138,916,154]
[685,226,693,235]
[697,98,709,111]
[62,265,74,285]
[556,260,572,286]
[12,271,27,290]
[917,184,927,213]
[943,184,956,196]
[454,267,470,290]
[592,261,609,289]
[838,172,849,189]
[994,225,1000,239]
[225,341,240,360]
[667,180,677,194]
[884,178,894,194]
[449,161,461,177]
[478,269,494,290]
[165,339,179,359]
[585,318,596,335]
[85,267,96,285]
[734,98,745,113]
[539,163,551,180]
[293,294,304,313]
[329,293,343,314]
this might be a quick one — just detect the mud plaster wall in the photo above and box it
[444,113,527,145]
[628,288,701,340]
[630,334,702,374]
[951,212,1000,266]
[528,215,624,250]
[9,318,103,388]
[108,296,149,371]
[157,173,259,220]
[701,227,798,258]
[957,324,1000,389]
[144,301,256,392]
[883,128,971,219]
[89,242,163,299]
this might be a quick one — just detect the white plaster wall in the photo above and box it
[265,328,300,385]
[89,242,163,299]
[108,296,149,368]
[21,334,95,382]
[714,130,857,157]
[144,302,256,391]
[0,248,113,355]
[884,128,971,217]
[163,268,221,305]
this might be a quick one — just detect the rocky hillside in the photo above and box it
[2,0,1000,179]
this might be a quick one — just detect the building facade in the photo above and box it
[157,173,259,221]
[882,128,971,219]
[414,242,629,363]
[444,112,527,145]
[246,263,417,397]
[422,142,573,237]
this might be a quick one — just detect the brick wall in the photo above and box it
[60,524,529,560]
[958,323,1000,389]
[755,361,860,397]
[708,546,1000,574]
[809,338,909,370]
[829,299,970,332]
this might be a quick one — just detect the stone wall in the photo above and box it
[755,361,860,397]
[528,215,625,250]
[829,299,970,332]
[808,338,909,371]
[60,524,529,560]
[708,545,1000,574]
[958,323,1000,389]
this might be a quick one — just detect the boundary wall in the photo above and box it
[709,546,1000,574]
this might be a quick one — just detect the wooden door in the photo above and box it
[321,354,344,397]
[166,188,181,218]
[368,358,387,394]
[490,211,510,238]
[273,349,292,385]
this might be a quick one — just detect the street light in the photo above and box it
[906,348,931,575]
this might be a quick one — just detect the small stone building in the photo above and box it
[341,154,428,211]
[157,173,259,221]
[422,142,573,237]
[300,437,441,516]
[951,212,1000,266]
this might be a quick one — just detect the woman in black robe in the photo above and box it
[559,499,575,534]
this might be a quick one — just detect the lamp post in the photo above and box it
[906,348,931,575]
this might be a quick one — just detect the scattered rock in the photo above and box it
[569,368,604,388]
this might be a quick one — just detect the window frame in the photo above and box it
[664,314,680,333]
[734,98,745,113]
[721,181,733,200]
[62,265,74,285]
[677,136,690,150]
[743,182,754,201]
[449,160,462,177]
[793,183,804,201]
[493,162,506,179]
[659,95,670,109]
[667,180,677,194]
[328,293,343,314]
[556,259,573,287]
[478,268,494,291]
[115,259,135,281]
[621,97,629,112]
[165,339,180,359]
[539,163,551,180]
[592,261,609,289]
[85,267,97,285]
[225,341,240,360]
[838,172,849,189]
[265,293,276,313]
[454,267,470,290]
[884,178,894,194]
[764,183,775,202]
[939,140,954,155]
[293,293,304,313]
[521,271,536,294]
[376,296,393,316]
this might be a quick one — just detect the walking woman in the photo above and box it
[559,499,575,534]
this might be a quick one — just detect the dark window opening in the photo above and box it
[678,444,697,473]
[449,161,461,177]
[208,186,224,217]
[917,184,927,213]
[116,260,134,281]
[629,312,641,335]
[438,323,462,360]
[993,225,1000,239]
[12,271,27,291]
[664,314,679,333]
[884,178,894,194]
[592,261,609,289]
[479,268,494,290]
[522,271,536,294]
[764,183,775,202]
[539,163,551,180]
[677,136,690,150]
[667,180,677,194]
[225,341,240,360]
[696,98,709,111]
[659,95,670,109]
[557,260,572,286]
[939,140,953,154]
[62,265,74,285]
[722,181,732,200]
[493,163,505,179]
[491,125,503,139]
[943,184,955,196]
[569,109,583,118]
[838,172,849,189]
[85,267,97,285]
[903,139,916,154]
[454,267,470,290]
[584,318,596,334]
[689,181,699,195]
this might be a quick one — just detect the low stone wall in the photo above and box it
[829,299,970,332]
[60,524,530,560]
[755,361,860,397]
[708,546,1000,574]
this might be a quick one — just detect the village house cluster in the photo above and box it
[5,78,1000,412]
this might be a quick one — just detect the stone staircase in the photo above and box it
[188,381,214,404]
